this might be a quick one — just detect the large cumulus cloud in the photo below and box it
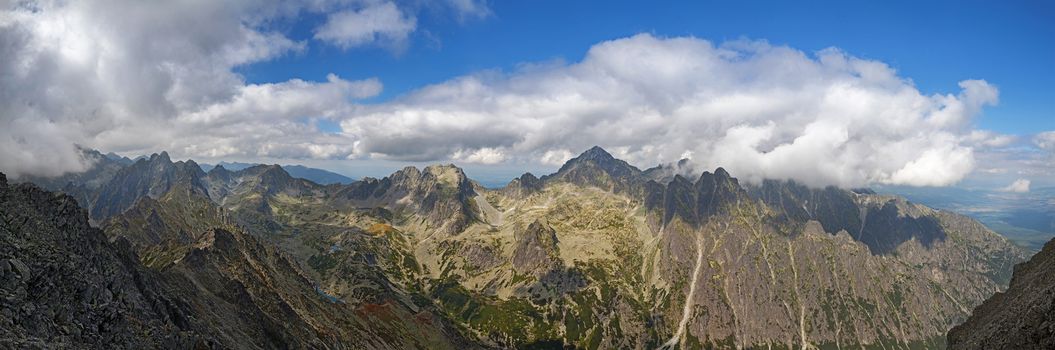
[343,34,1003,187]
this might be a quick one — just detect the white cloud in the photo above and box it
[451,147,506,164]
[340,34,1000,187]
[1035,131,1055,151]
[965,130,1016,148]
[445,0,491,20]
[540,149,575,167]
[314,1,416,50]
[1001,178,1031,193]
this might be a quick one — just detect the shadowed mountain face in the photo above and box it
[4,146,1029,349]
[948,237,1055,349]
[745,179,948,255]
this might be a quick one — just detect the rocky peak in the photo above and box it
[578,145,616,162]
[556,146,640,178]
[149,151,171,163]
[694,167,748,220]
[747,179,862,237]
[518,172,542,188]
[89,150,208,221]
[423,164,470,188]
[103,152,133,165]
[394,166,423,182]
[662,175,699,227]
[544,146,645,195]
[206,164,232,181]
[233,164,314,197]
[642,167,751,229]
[504,172,544,197]
[334,164,479,235]
[252,164,293,183]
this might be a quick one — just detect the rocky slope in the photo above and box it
[947,237,1055,349]
[0,173,211,348]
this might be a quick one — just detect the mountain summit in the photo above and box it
[544,146,645,194]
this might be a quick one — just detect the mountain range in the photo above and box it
[1,146,1033,349]
[200,162,355,185]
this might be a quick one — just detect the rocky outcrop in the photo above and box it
[502,172,544,198]
[747,179,950,255]
[512,220,562,276]
[948,237,1055,349]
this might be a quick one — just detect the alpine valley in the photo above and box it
[0,146,1029,349]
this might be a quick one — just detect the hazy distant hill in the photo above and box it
[879,185,1055,252]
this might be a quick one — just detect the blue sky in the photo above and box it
[1,0,1052,190]
[241,0,1054,135]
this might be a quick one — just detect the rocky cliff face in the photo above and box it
[947,237,1055,349]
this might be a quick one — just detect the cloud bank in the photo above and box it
[0,2,1016,188]
[343,35,1004,187]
